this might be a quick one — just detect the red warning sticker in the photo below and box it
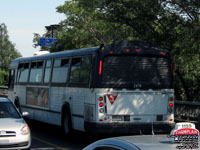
[107,94,118,105]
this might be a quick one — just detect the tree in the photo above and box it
[0,23,21,85]
[49,1,133,52]
[33,0,199,101]
[77,0,200,101]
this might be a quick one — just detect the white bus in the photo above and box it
[8,40,174,135]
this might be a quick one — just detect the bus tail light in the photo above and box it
[98,97,103,101]
[126,49,130,53]
[99,102,104,107]
[160,52,165,55]
[136,49,141,52]
[109,51,113,54]
[98,96,105,113]
[168,97,174,113]
[171,64,173,76]
[99,60,102,75]
[169,103,173,108]
[169,97,174,101]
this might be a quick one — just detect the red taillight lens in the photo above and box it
[99,102,104,107]
[160,52,165,55]
[169,103,173,107]
[126,49,130,53]
[109,51,113,54]
[169,97,174,101]
[99,60,102,75]
[171,64,173,76]
[99,97,103,101]
[136,49,141,52]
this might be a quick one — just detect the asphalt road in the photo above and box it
[26,119,98,150]
[27,118,200,150]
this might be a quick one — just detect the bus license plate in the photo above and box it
[112,116,122,121]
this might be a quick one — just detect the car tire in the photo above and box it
[63,112,72,136]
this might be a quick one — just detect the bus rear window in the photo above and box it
[101,56,171,89]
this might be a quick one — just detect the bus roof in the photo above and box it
[10,46,99,68]
[10,40,170,69]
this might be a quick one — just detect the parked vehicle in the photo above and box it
[0,97,31,150]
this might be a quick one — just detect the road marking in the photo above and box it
[32,136,72,150]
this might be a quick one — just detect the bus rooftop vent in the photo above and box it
[34,51,50,56]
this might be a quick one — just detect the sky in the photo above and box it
[0,0,66,57]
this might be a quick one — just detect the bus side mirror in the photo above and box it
[4,75,8,86]
[22,112,29,117]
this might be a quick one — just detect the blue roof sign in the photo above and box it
[39,38,57,47]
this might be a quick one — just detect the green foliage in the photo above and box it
[0,23,21,86]
[77,0,200,101]
[173,24,200,101]
[50,1,133,52]
[33,0,199,101]
[0,70,8,86]
[0,23,21,71]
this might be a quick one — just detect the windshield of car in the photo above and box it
[0,102,21,119]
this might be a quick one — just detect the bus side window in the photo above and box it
[17,63,30,83]
[29,61,44,83]
[44,60,52,83]
[80,57,91,84]
[69,58,81,83]
[52,58,69,83]
[69,56,91,85]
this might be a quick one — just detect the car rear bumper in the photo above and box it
[85,122,175,135]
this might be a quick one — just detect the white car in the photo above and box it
[0,97,31,150]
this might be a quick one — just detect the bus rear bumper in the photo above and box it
[85,122,175,135]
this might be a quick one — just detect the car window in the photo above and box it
[0,102,21,119]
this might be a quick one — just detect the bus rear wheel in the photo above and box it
[63,113,72,136]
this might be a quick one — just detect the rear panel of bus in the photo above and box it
[95,89,174,124]
[87,41,174,133]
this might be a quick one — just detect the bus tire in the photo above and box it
[62,112,72,136]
